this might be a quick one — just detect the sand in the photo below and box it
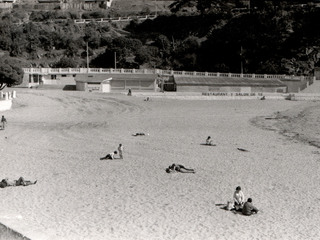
[0,89,320,240]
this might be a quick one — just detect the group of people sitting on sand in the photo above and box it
[227,186,259,216]
[99,133,258,216]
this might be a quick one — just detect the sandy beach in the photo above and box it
[0,89,320,240]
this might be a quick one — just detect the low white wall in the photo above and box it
[0,99,12,111]
[0,91,16,111]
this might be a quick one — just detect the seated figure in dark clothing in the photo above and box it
[242,198,259,216]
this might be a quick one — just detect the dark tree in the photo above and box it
[52,57,78,68]
[170,0,234,15]
[0,58,24,90]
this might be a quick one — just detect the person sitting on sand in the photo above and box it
[242,198,259,216]
[166,164,195,173]
[0,177,37,188]
[100,151,118,160]
[206,136,213,145]
[233,186,245,210]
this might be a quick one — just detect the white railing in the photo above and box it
[22,68,307,80]
[0,91,16,100]
[74,15,157,24]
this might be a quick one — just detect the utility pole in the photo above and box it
[114,52,117,69]
[240,45,243,74]
[86,42,89,72]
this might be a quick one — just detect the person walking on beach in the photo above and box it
[242,198,259,216]
[100,151,117,160]
[0,177,37,188]
[118,144,124,159]
[233,186,245,210]
[166,164,195,173]
[1,115,7,130]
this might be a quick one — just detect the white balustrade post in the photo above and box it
[12,91,16,99]
[0,92,2,100]
[4,92,8,100]
[217,72,220,77]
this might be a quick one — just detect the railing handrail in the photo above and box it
[22,68,307,80]
[73,14,158,24]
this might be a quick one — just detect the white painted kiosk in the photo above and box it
[101,78,112,92]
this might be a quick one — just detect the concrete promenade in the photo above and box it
[23,68,308,81]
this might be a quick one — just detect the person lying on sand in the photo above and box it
[100,151,117,160]
[0,177,37,188]
[242,198,259,216]
[166,164,195,173]
[132,132,149,136]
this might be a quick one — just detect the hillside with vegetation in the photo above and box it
[0,0,320,88]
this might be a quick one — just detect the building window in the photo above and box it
[51,75,57,80]
[73,74,76,77]
[29,75,32,83]
[61,75,67,77]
